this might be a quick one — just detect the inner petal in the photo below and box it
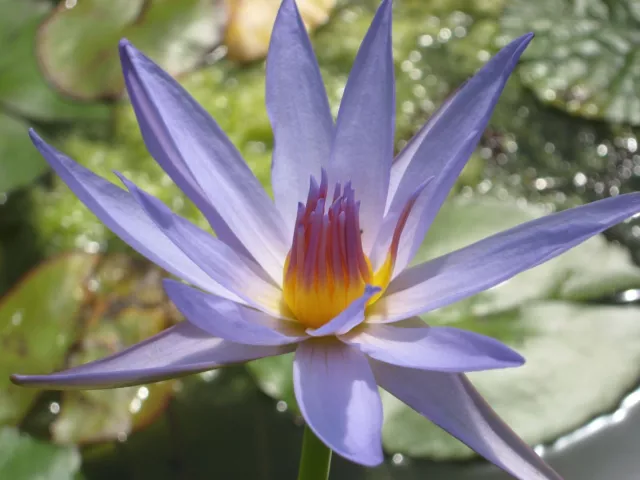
[283,170,406,328]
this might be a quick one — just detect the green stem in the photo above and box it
[297,425,332,480]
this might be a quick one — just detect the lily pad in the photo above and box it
[0,113,48,193]
[51,255,177,445]
[501,0,640,125]
[0,0,110,194]
[0,427,81,479]
[0,0,109,123]
[0,253,98,426]
[51,309,173,445]
[37,0,226,100]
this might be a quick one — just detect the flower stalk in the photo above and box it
[297,425,332,480]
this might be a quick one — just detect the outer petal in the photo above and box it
[369,193,640,323]
[12,322,293,389]
[29,130,237,302]
[306,285,380,337]
[341,324,523,372]
[369,177,433,270]
[294,340,383,466]
[119,40,288,283]
[328,0,394,253]
[371,362,562,480]
[119,175,283,316]
[386,93,455,212]
[164,279,305,346]
[267,0,333,232]
[386,34,533,273]
[120,42,248,259]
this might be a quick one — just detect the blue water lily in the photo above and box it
[13,1,640,478]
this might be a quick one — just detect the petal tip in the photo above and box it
[113,170,131,188]
[28,128,42,144]
[364,285,382,296]
[511,32,534,55]
[118,38,134,56]
[377,0,393,23]
[339,444,384,467]
[356,455,384,468]
[508,350,526,367]
[9,373,46,389]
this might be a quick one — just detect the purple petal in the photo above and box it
[370,193,640,323]
[386,94,456,212]
[266,0,333,232]
[164,279,305,346]
[385,34,533,273]
[341,324,523,372]
[306,285,380,337]
[12,322,293,389]
[118,174,283,316]
[369,177,433,271]
[28,130,237,302]
[371,362,562,480]
[119,42,248,259]
[119,40,288,283]
[328,0,394,253]
[294,340,383,466]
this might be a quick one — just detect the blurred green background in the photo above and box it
[3,0,640,478]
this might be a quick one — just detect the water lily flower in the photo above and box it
[13,0,640,478]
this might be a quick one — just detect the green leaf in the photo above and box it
[0,0,109,122]
[0,253,98,426]
[382,301,640,458]
[37,0,226,100]
[502,0,640,125]
[0,427,81,479]
[0,113,48,193]
[50,255,177,445]
[51,308,173,445]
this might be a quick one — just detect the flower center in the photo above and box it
[283,171,394,328]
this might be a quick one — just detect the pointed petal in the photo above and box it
[12,322,293,389]
[164,279,305,346]
[386,34,533,272]
[118,175,283,316]
[119,40,288,283]
[267,0,333,232]
[119,43,249,259]
[328,0,394,253]
[342,324,523,372]
[370,193,640,323]
[386,93,456,213]
[369,176,433,271]
[29,130,236,302]
[372,362,562,480]
[294,340,383,466]
[306,285,380,337]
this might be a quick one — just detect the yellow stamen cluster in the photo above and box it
[282,173,403,329]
